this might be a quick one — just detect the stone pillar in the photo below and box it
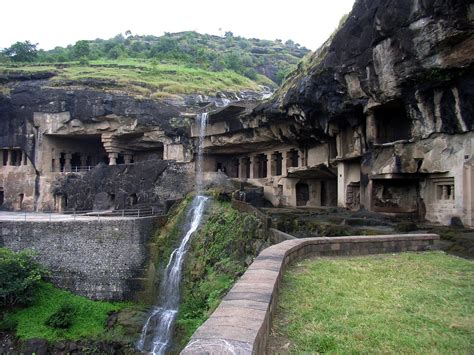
[238,158,245,179]
[336,134,342,158]
[267,154,272,178]
[6,149,12,166]
[64,153,72,171]
[109,153,118,165]
[51,155,59,172]
[124,154,133,164]
[249,155,255,179]
[337,162,347,207]
[442,185,448,200]
[281,151,287,176]
[299,149,306,167]
[23,152,28,165]
[366,111,377,145]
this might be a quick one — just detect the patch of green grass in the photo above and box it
[271,252,474,353]
[0,59,260,96]
[2,282,128,342]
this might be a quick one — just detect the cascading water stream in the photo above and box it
[137,113,209,354]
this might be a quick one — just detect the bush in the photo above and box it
[45,304,75,329]
[0,248,45,308]
[0,316,18,331]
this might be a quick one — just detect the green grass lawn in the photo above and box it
[270,252,474,354]
[0,59,267,96]
[2,282,128,342]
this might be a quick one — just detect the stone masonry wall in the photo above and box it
[0,217,157,300]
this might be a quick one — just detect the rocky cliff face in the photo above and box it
[258,0,473,137]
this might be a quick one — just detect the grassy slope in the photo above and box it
[0,59,269,97]
[270,252,474,353]
[2,282,128,342]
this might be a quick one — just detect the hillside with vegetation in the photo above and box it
[0,31,309,96]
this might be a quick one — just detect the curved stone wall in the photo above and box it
[182,233,439,354]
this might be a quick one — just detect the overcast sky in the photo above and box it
[1,0,355,51]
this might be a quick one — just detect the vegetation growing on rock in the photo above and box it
[174,198,270,350]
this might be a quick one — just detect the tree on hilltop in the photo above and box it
[2,40,38,62]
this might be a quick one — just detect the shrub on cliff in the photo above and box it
[0,248,45,308]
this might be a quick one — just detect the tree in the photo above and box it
[224,31,234,38]
[2,41,38,62]
[72,40,90,60]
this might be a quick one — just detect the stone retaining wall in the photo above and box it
[0,217,158,300]
[182,233,439,354]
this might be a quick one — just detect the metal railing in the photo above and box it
[15,206,161,222]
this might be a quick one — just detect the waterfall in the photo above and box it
[137,113,209,354]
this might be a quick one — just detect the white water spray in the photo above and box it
[137,113,209,354]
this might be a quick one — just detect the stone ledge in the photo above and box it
[181,233,439,355]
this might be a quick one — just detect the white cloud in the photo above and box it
[1,0,355,50]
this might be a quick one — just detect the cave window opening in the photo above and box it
[116,154,125,165]
[254,154,268,178]
[287,149,299,168]
[2,150,7,166]
[71,153,81,170]
[242,157,250,178]
[373,100,411,143]
[437,183,455,201]
[216,162,223,172]
[59,153,66,171]
[86,155,92,167]
[272,152,283,176]
[11,150,19,166]
[232,159,240,178]
[0,188,3,206]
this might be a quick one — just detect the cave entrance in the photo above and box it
[16,193,24,211]
[54,193,68,212]
[129,193,138,206]
[296,182,310,207]
[373,100,411,143]
[0,188,4,206]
